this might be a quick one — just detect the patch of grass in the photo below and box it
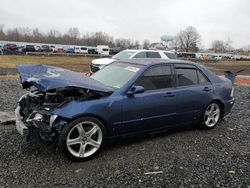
[0,55,96,68]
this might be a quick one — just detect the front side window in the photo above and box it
[175,65,198,87]
[133,52,147,58]
[146,52,161,58]
[135,65,173,91]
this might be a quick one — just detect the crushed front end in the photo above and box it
[15,64,113,145]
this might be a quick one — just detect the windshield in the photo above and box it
[112,50,136,60]
[91,62,143,89]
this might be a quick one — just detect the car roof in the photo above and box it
[118,59,199,67]
[124,49,175,53]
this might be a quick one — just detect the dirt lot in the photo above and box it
[0,80,250,187]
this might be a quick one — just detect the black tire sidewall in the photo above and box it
[58,116,107,162]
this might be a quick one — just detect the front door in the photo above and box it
[120,64,177,134]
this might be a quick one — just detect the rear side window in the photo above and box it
[164,52,177,59]
[135,65,173,91]
[134,52,147,58]
[146,52,161,58]
[197,70,210,85]
[175,65,198,86]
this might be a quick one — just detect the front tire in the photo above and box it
[201,102,221,129]
[58,117,106,162]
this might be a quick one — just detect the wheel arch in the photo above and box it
[210,99,225,118]
[65,113,110,136]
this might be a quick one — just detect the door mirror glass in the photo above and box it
[127,85,144,95]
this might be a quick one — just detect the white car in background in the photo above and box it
[90,49,177,73]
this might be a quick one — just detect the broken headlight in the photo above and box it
[50,115,58,127]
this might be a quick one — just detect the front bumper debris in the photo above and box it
[15,106,28,136]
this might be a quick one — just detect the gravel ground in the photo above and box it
[0,79,250,188]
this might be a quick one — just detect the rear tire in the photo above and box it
[201,102,221,129]
[58,117,107,162]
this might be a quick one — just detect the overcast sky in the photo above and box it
[0,0,249,48]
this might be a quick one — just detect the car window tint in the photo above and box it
[175,65,198,86]
[135,65,173,91]
[133,52,147,58]
[164,52,177,59]
[197,70,209,85]
[146,52,161,58]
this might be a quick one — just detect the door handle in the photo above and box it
[203,87,212,92]
[163,92,176,97]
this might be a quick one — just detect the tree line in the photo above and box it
[0,24,245,53]
[0,25,142,49]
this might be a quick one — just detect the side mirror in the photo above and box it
[127,85,145,96]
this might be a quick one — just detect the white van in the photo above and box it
[97,45,109,55]
[79,46,88,54]
[74,46,81,53]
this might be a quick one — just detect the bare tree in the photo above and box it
[211,38,233,53]
[32,28,44,43]
[177,26,201,52]
[142,39,150,50]
[0,24,5,40]
[211,40,226,53]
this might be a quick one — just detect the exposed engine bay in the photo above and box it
[19,87,107,122]
[17,87,110,145]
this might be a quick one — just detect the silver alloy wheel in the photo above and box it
[204,103,221,127]
[66,121,103,158]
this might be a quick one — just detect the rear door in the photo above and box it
[174,64,213,124]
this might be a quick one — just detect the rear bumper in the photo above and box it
[223,98,235,117]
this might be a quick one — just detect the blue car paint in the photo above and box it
[17,64,114,93]
[51,60,234,137]
[18,60,234,138]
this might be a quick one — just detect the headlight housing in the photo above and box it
[50,115,58,127]
[33,113,43,121]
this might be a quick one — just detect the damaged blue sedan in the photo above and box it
[16,60,235,161]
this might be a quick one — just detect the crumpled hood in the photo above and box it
[17,64,114,93]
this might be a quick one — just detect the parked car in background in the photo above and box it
[90,49,177,73]
[66,48,75,53]
[34,46,42,52]
[109,47,126,55]
[88,47,98,54]
[15,59,234,161]
[41,45,53,52]
[2,43,18,54]
[3,43,18,51]
[55,48,65,53]
[50,46,56,52]
[74,47,80,53]
[79,46,88,54]
[22,45,36,52]
[97,45,109,55]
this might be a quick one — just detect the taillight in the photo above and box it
[230,87,234,97]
